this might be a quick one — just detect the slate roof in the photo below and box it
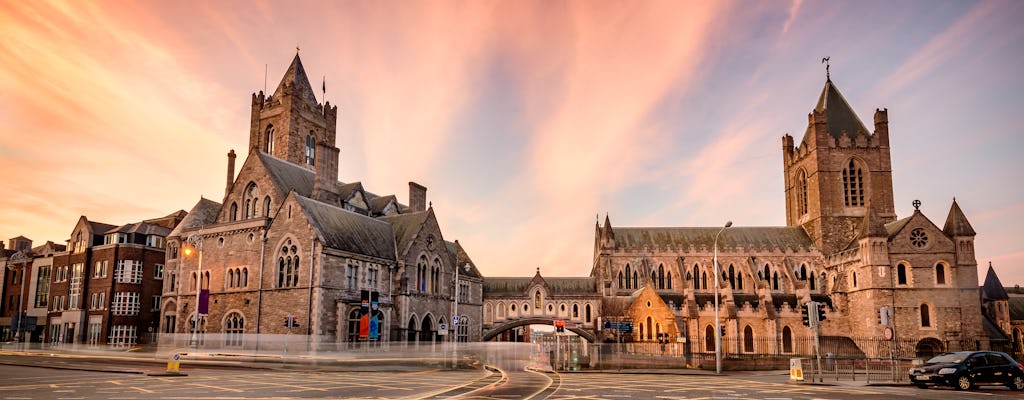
[337,182,363,202]
[611,227,814,252]
[370,195,397,215]
[258,152,315,198]
[802,79,870,144]
[169,198,222,237]
[483,277,598,297]
[379,211,429,257]
[106,222,172,237]
[983,314,1010,340]
[446,240,484,279]
[982,264,1010,301]
[884,217,912,239]
[88,220,118,235]
[943,199,976,237]
[294,195,396,261]
[1009,297,1024,321]
[273,53,320,108]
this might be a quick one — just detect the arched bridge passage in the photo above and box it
[482,317,597,343]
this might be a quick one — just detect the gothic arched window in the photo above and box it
[898,263,908,285]
[224,312,244,347]
[265,124,275,153]
[625,264,631,289]
[229,202,238,221]
[935,263,946,285]
[658,265,665,289]
[618,271,623,289]
[243,183,259,219]
[842,159,865,207]
[921,304,932,327]
[796,169,808,215]
[276,240,299,288]
[263,197,272,217]
[305,134,316,165]
[693,265,700,290]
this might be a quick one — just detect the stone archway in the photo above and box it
[482,317,596,343]
[915,337,943,359]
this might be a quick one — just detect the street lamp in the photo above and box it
[182,233,203,348]
[713,220,732,374]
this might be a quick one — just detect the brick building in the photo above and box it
[160,53,484,347]
[1,237,65,342]
[45,212,184,346]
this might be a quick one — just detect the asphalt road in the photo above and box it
[3,352,1024,399]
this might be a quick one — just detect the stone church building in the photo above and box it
[532,76,984,358]
[161,54,484,347]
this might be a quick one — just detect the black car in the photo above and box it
[909,351,1024,390]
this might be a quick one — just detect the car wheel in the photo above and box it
[956,375,973,390]
[1009,375,1024,391]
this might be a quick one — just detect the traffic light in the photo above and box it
[801,304,810,327]
[719,323,726,338]
[817,304,827,323]
[555,320,565,333]
[284,316,300,328]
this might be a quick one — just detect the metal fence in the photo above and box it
[590,334,1015,377]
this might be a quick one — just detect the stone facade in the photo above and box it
[484,76,989,360]
[161,54,484,347]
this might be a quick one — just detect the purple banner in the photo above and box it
[198,289,210,315]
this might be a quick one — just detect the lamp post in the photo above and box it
[713,220,732,374]
[183,233,203,348]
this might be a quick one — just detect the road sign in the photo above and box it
[790,358,804,381]
[883,326,894,341]
[438,323,448,336]
[452,315,459,325]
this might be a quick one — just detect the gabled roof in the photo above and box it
[87,220,118,235]
[982,313,1010,340]
[884,216,912,239]
[273,53,319,108]
[106,222,172,237]
[803,79,870,144]
[982,263,1009,301]
[338,182,364,202]
[169,197,222,237]
[369,195,398,215]
[1009,297,1024,320]
[610,226,814,252]
[257,152,316,198]
[294,194,396,261]
[943,199,976,237]
[379,210,429,257]
[446,240,483,279]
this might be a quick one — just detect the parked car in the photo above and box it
[908,351,1024,390]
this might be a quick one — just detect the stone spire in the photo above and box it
[943,198,976,237]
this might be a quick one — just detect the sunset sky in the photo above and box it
[1,1,1022,283]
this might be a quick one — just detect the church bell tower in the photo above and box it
[248,53,339,171]
[781,74,896,255]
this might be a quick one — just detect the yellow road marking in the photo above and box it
[130,386,154,393]
[187,382,245,393]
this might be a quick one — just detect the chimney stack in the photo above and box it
[225,150,236,199]
[409,182,427,212]
[312,142,341,205]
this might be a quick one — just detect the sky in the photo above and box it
[1,0,1022,283]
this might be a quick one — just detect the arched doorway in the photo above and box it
[420,315,434,342]
[407,316,417,342]
[915,338,943,359]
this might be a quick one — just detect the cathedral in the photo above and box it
[161,54,484,346]
[584,75,987,358]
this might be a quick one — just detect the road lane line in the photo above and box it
[129,386,153,393]
[186,383,244,393]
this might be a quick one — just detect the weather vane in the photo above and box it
[822,56,831,81]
